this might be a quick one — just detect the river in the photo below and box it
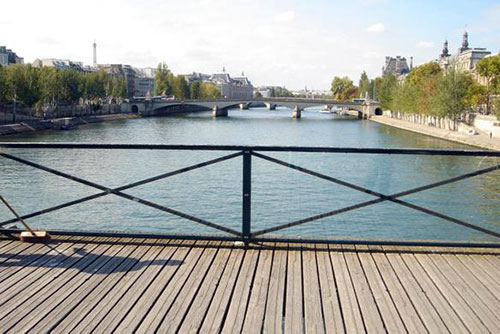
[0,107,498,242]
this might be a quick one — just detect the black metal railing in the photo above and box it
[0,143,499,247]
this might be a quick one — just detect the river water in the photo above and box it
[0,107,498,242]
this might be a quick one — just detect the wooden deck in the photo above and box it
[0,235,498,333]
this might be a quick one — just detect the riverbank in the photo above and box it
[0,113,139,137]
[371,115,500,150]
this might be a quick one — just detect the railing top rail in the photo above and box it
[0,142,499,156]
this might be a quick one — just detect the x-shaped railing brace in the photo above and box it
[250,152,500,239]
[0,151,243,237]
[0,150,499,240]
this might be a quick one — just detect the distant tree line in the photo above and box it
[331,54,500,119]
[154,62,220,100]
[0,64,127,110]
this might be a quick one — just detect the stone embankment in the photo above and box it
[0,113,138,137]
[371,114,500,150]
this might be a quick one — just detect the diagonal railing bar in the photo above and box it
[251,198,384,236]
[251,152,500,238]
[0,151,243,227]
[251,151,390,199]
[0,152,241,236]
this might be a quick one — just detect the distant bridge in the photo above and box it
[125,98,382,119]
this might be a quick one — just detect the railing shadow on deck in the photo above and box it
[0,142,499,248]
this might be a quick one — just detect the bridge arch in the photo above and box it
[131,105,139,113]
[374,107,383,116]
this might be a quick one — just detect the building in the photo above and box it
[382,56,410,77]
[32,58,84,71]
[438,32,491,85]
[208,71,253,99]
[133,68,155,98]
[183,70,254,99]
[438,32,491,73]
[0,46,24,66]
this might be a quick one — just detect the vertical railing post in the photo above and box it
[242,150,252,245]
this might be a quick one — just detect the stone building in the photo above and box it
[0,46,24,66]
[438,32,491,84]
[182,70,254,99]
[32,58,84,71]
[382,56,410,77]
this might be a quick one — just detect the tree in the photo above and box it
[0,65,8,102]
[476,55,500,115]
[110,76,127,101]
[330,76,358,101]
[154,62,171,96]
[5,64,40,107]
[172,76,189,99]
[189,81,201,99]
[431,69,473,118]
[358,71,370,98]
[378,73,397,110]
[406,62,441,85]
[200,82,220,99]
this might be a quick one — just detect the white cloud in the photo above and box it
[366,23,386,33]
[275,10,296,22]
[417,41,434,48]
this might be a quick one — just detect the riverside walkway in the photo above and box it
[0,234,498,333]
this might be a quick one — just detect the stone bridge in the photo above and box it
[126,98,382,119]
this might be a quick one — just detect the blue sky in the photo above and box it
[2,0,499,90]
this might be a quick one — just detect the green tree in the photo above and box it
[330,76,358,101]
[200,82,220,99]
[154,62,172,96]
[110,76,127,101]
[0,65,8,102]
[476,54,500,115]
[5,64,40,107]
[378,74,397,109]
[358,71,370,98]
[406,62,441,85]
[172,76,189,99]
[189,81,201,99]
[431,69,473,118]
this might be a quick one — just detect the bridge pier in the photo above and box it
[292,106,302,118]
[265,103,276,110]
[212,105,228,117]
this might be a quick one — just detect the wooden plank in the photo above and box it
[413,251,489,333]
[283,246,304,334]
[51,239,165,333]
[314,243,344,333]
[472,255,500,284]
[0,238,79,294]
[241,244,275,333]
[342,244,385,333]
[177,244,234,333]
[367,245,427,333]
[301,244,325,333]
[4,238,130,333]
[68,239,180,333]
[455,255,500,300]
[395,247,469,333]
[156,241,222,333]
[382,246,449,333]
[437,254,500,329]
[0,237,106,319]
[93,240,195,333]
[220,246,260,333]
[0,241,41,272]
[355,245,407,333]
[198,245,245,333]
[262,245,288,334]
[28,238,153,333]
[0,237,118,331]
[328,244,365,333]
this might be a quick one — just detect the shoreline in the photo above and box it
[0,113,139,137]
[370,115,500,150]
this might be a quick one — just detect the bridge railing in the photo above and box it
[0,143,499,247]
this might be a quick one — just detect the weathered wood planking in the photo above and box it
[0,235,497,333]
